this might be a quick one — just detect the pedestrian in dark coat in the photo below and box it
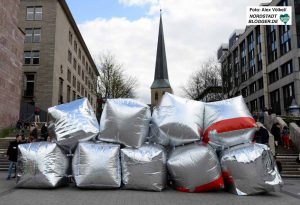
[6,134,22,180]
[271,122,281,147]
[255,125,269,145]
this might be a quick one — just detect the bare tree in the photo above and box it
[182,57,223,102]
[97,53,137,99]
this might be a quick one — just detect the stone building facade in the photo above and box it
[19,0,99,121]
[218,0,300,115]
[0,0,24,129]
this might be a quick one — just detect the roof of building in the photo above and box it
[58,0,99,76]
[151,13,171,89]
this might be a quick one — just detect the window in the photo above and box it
[33,28,41,42]
[281,60,293,78]
[258,78,264,90]
[77,82,80,92]
[25,28,41,43]
[250,99,258,112]
[282,83,294,109]
[26,7,34,20]
[268,68,279,84]
[155,92,158,100]
[78,49,81,59]
[259,96,265,110]
[78,65,81,76]
[82,56,85,64]
[32,51,40,64]
[24,74,35,97]
[67,85,71,103]
[73,91,76,101]
[25,29,32,43]
[35,7,42,20]
[270,89,281,115]
[69,31,73,45]
[26,6,42,20]
[74,40,77,53]
[81,85,84,96]
[72,76,76,88]
[81,70,84,81]
[67,69,71,82]
[24,51,40,65]
[73,58,77,70]
[279,25,291,56]
[266,25,277,64]
[68,50,72,63]
[241,87,248,97]
[58,78,63,104]
[249,82,256,94]
[24,51,31,64]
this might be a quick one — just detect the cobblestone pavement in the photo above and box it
[0,173,299,205]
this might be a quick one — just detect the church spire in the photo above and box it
[151,12,171,89]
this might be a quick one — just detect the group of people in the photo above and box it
[5,122,50,180]
[271,122,291,149]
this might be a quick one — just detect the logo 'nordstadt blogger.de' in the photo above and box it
[247,6,292,25]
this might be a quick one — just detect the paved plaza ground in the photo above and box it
[0,172,299,205]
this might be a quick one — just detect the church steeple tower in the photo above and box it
[151,12,172,106]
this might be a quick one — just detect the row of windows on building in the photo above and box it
[226,24,292,87]
[240,59,293,98]
[247,82,294,115]
[24,73,95,108]
[58,78,94,107]
[67,69,94,95]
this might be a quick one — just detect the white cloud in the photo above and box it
[78,0,270,104]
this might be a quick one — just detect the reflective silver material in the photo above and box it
[167,143,224,192]
[99,98,151,148]
[72,142,121,189]
[208,128,256,149]
[204,96,256,149]
[220,143,283,195]
[17,142,69,188]
[48,98,99,151]
[150,93,204,146]
[121,144,167,191]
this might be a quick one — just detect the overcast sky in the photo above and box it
[66,0,270,104]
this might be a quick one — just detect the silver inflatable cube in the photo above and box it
[17,142,69,188]
[167,143,224,192]
[220,143,282,195]
[48,98,99,151]
[72,142,121,189]
[99,98,151,148]
[121,144,167,191]
[203,96,256,149]
[150,93,204,146]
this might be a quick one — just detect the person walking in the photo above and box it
[34,107,40,122]
[271,122,281,147]
[255,125,269,145]
[282,126,290,149]
[6,134,22,180]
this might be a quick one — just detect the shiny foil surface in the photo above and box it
[16,142,69,188]
[99,98,151,148]
[167,143,224,192]
[220,143,283,195]
[150,93,204,146]
[204,96,256,149]
[48,98,100,151]
[121,144,167,191]
[72,142,121,189]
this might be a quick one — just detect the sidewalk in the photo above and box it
[0,172,300,205]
